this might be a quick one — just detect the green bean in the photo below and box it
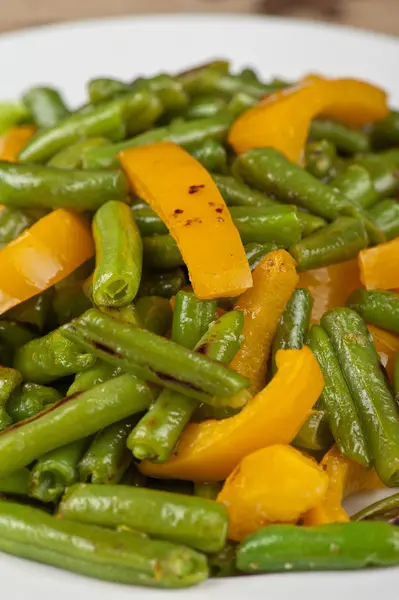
[0,468,30,496]
[230,205,302,247]
[14,328,95,384]
[0,366,22,430]
[120,464,147,488]
[347,289,399,334]
[297,212,328,237]
[129,292,217,461]
[208,542,237,578]
[194,482,222,500]
[329,164,378,209]
[131,297,171,336]
[29,439,89,503]
[6,383,62,422]
[0,102,30,134]
[188,139,228,173]
[138,268,187,298]
[48,137,109,169]
[83,114,234,169]
[271,288,312,375]
[309,119,370,154]
[92,201,142,308]
[0,321,36,356]
[172,292,217,350]
[244,242,282,271]
[293,410,334,452]
[212,173,277,208]
[227,92,257,119]
[132,202,168,236]
[99,304,141,328]
[59,482,228,553]
[0,162,129,211]
[0,373,153,478]
[195,310,244,363]
[236,522,399,572]
[143,235,184,271]
[19,90,157,163]
[321,308,399,486]
[368,198,399,241]
[6,291,52,332]
[354,151,399,199]
[183,96,227,120]
[52,283,92,326]
[22,87,70,129]
[0,206,46,246]
[79,418,135,484]
[234,148,356,220]
[307,324,369,465]
[132,74,189,111]
[0,500,208,588]
[370,111,399,149]
[351,492,399,522]
[290,217,368,272]
[88,78,132,104]
[305,140,338,179]
[61,309,250,403]
[68,363,122,396]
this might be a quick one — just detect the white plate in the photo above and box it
[1,13,399,600]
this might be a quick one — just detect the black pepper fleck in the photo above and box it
[188,184,205,194]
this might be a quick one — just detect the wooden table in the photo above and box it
[1,0,399,36]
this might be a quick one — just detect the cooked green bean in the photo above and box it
[0,366,22,430]
[329,164,378,209]
[368,198,399,241]
[213,173,277,208]
[48,137,109,169]
[347,289,399,334]
[52,283,92,326]
[92,201,142,308]
[290,217,368,271]
[23,86,70,129]
[0,500,208,587]
[271,288,312,375]
[5,291,51,332]
[184,96,227,120]
[0,374,153,478]
[309,119,370,154]
[230,205,302,247]
[0,206,46,246]
[244,242,282,270]
[0,162,129,211]
[68,362,122,396]
[6,383,62,422]
[83,114,234,168]
[194,482,222,500]
[237,522,399,572]
[138,268,187,298]
[0,468,30,496]
[293,410,333,452]
[29,439,89,503]
[132,202,168,236]
[19,90,158,163]
[188,139,228,173]
[0,102,30,134]
[14,328,96,384]
[307,324,370,465]
[305,140,338,179]
[135,296,173,335]
[143,235,184,271]
[321,308,399,486]
[351,492,399,522]
[79,418,135,484]
[59,482,228,553]
[354,151,399,199]
[370,110,399,149]
[227,92,257,118]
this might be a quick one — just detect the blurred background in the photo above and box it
[1,0,398,36]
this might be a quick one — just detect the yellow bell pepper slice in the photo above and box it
[302,446,384,526]
[368,325,399,383]
[140,346,324,482]
[230,249,298,392]
[119,142,252,299]
[0,126,36,163]
[0,209,94,315]
[359,236,399,290]
[229,77,388,163]
[217,445,329,541]
[298,259,361,324]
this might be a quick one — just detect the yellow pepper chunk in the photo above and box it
[140,346,324,482]
[302,446,384,526]
[229,78,388,163]
[119,142,252,299]
[230,249,298,392]
[217,445,329,541]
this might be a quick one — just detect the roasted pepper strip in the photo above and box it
[0,209,94,315]
[303,446,384,526]
[230,249,298,392]
[217,445,328,541]
[119,142,252,299]
[139,346,324,482]
[358,237,399,290]
[0,126,36,162]
[229,78,388,162]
